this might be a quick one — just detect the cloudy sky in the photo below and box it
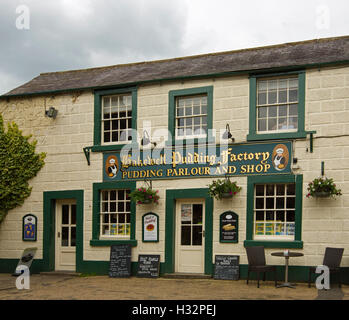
[0,0,348,95]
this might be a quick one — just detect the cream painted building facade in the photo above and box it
[0,36,349,282]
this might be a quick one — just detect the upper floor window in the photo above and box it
[247,72,306,141]
[94,87,137,148]
[168,86,213,144]
[176,95,208,138]
[102,94,132,144]
[256,77,298,133]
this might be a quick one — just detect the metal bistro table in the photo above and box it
[271,251,304,288]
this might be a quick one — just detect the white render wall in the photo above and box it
[0,65,348,269]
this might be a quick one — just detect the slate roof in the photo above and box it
[2,35,349,97]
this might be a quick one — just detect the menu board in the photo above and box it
[220,211,238,243]
[109,244,131,278]
[214,255,239,280]
[143,213,159,242]
[137,255,160,278]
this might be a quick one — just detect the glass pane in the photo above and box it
[192,226,203,245]
[177,107,184,117]
[289,89,298,102]
[104,132,110,143]
[278,117,287,130]
[268,106,277,117]
[110,190,116,200]
[119,214,125,223]
[111,131,118,142]
[287,211,295,222]
[104,120,110,131]
[269,80,277,90]
[62,205,69,224]
[258,119,266,131]
[255,222,264,235]
[258,92,267,105]
[255,198,264,209]
[177,118,184,127]
[110,202,116,212]
[185,107,192,116]
[126,202,131,212]
[266,184,275,196]
[256,211,264,220]
[118,202,125,212]
[181,226,191,245]
[289,78,298,88]
[61,227,69,246]
[287,184,295,195]
[126,213,131,223]
[71,205,76,225]
[266,211,274,221]
[201,105,207,115]
[71,227,76,247]
[279,79,287,89]
[255,185,264,196]
[102,214,109,223]
[193,204,203,224]
[185,118,192,126]
[101,225,109,235]
[289,117,298,129]
[110,214,117,223]
[266,198,274,209]
[279,90,287,103]
[181,204,192,224]
[118,190,125,200]
[258,107,267,118]
[258,80,268,90]
[193,97,201,106]
[279,105,287,116]
[102,202,108,212]
[289,104,298,115]
[286,197,295,209]
[276,211,285,221]
[276,184,285,195]
[268,91,277,104]
[268,118,277,131]
[102,191,108,201]
[276,198,285,209]
[194,117,201,125]
[193,106,200,115]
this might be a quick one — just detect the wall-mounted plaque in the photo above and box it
[137,255,160,278]
[220,211,238,243]
[22,214,37,241]
[142,212,159,242]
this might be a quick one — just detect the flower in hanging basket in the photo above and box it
[208,178,241,200]
[306,177,342,199]
[129,187,160,204]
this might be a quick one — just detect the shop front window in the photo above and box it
[100,189,131,239]
[254,183,295,240]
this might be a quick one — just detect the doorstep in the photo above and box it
[163,273,212,279]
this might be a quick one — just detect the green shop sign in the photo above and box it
[103,141,292,181]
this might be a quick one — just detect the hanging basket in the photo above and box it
[221,192,233,199]
[314,191,331,198]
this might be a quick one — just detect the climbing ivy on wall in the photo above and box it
[0,114,46,224]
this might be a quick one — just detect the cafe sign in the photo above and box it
[103,141,292,181]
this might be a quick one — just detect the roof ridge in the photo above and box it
[39,35,349,76]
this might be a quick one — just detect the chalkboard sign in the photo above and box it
[220,211,238,243]
[109,244,131,278]
[137,255,160,278]
[214,255,239,280]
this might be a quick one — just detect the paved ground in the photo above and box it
[0,273,347,300]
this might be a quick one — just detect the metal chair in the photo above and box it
[308,247,344,288]
[245,246,278,288]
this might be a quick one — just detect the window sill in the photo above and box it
[247,131,307,141]
[90,239,138,247]
[244,240,303,249]
[91,143,138,152]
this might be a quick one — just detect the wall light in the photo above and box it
[141,130,157,148]
[222,124,235,143]
[45,107,58,119]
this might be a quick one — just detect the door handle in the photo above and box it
[199,230,205,237]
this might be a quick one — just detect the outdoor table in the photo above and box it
[271,251,304,288]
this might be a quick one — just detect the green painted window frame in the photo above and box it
[247,71,306,141]
[90,181,138,247]
[244,174,303,249]
[167,86,214,146]
[93,87,138,151]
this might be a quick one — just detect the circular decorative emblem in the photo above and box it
[105,155,119,178]
[272,144,289,171]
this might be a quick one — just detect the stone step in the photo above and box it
[163,273,212,279]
